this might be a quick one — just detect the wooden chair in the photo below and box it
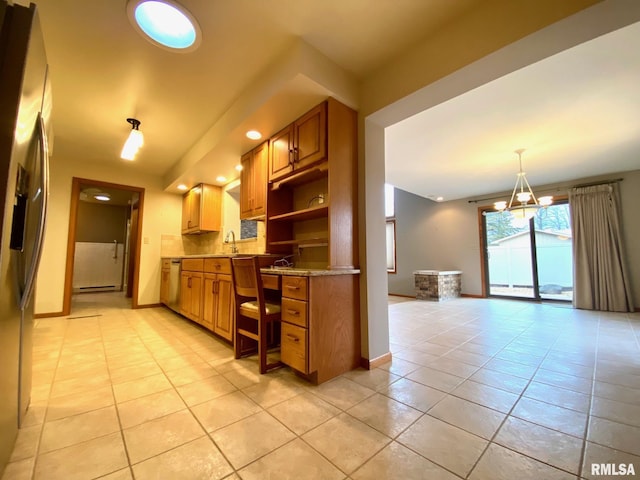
[230,256,283,374]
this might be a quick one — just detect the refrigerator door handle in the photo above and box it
[19,112,49,311]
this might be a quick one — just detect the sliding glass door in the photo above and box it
[484,202,573,301]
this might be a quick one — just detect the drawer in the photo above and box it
[281,322,308,374]
[281,298,307,327]
[281,276,308,300]
[204,257,231,274]
[182,258,204,272]
[261,274,280,291]
[161,258,171,269]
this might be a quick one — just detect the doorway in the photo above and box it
[483,201,573,301]
[62,177,145,315]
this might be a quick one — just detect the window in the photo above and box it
[385,184,396,273]
[482,201,573,301]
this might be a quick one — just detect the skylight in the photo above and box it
[128,0,201,52]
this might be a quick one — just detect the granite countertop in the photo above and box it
[413,270,462,275]
[261,267,360,276]
[161,253,274,259]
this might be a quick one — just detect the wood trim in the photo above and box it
[477,206,489,298]
[63,177,145,315]
[34,311,65,319]
[386,219,397,274]
[134,303,162,309]
[461,293,484,299]
[360,352,392,370]
[388,293,414,299]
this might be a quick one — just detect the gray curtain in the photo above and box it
[569,183,634,312]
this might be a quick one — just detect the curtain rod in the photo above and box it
[468,177,624,204]
[572,178,623,189]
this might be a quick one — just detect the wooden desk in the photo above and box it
[258,268,361,384]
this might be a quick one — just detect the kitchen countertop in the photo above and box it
[261,267,360,276]
[161,255,360,275]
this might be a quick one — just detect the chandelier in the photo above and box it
[494,149,553,228]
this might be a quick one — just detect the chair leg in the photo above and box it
[234,321,241,360]
[258,318,267,374]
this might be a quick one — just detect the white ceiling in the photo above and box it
[385,20,640,202]
[34,0,481,190]
[32,1,639,200]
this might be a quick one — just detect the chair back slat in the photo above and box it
[231,257,266,313]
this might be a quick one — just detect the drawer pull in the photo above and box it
[286,285,300,290]
[215,264,221,269]
[286,333,300,343]
[286,309,299,316]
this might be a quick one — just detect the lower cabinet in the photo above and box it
[203,272,234,341]
[180,270,203,322]
[279,274,360,384]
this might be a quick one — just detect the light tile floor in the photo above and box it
[3,293,640,479]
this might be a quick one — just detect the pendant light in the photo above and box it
[494,149,553,227]
[121,118,144,161]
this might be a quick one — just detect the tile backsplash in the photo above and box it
[160,222,266,257]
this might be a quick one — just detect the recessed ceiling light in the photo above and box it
[127,0,201,52]
[94,193,111,202]
[246,130,262,140]
[235,164,243,172]
[177,184,188,191]
[216,176,227,183]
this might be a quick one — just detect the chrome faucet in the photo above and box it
[225,230,238,254]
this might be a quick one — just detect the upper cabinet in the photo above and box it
[268,102,327,183]
[265,98,357,270]
[181,183,222,234]
[240,141,268,220]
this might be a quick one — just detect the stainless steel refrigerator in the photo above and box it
[0,1,51,474]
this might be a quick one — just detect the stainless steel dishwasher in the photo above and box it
[167,258,181,313]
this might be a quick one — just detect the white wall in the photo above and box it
[35,156,183,314]
[388,170,640,306]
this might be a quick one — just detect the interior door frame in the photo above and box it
[62,177,145,314]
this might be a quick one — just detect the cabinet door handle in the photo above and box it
[286,309,299,316]
[286,333,299,343]
[188,277,192,288]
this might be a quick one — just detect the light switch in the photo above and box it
[144,237,149,244]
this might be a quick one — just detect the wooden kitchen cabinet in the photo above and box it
[202,258,234,341]
[268,102,327,182]
[181,183,222,234]
[240,141,268,219]
[160,259,170,305]
[266,98,357,270]
[279,274,360,384]
[180,270,203,323]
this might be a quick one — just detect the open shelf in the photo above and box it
[269,204,328,222]
[269,238,329,248]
